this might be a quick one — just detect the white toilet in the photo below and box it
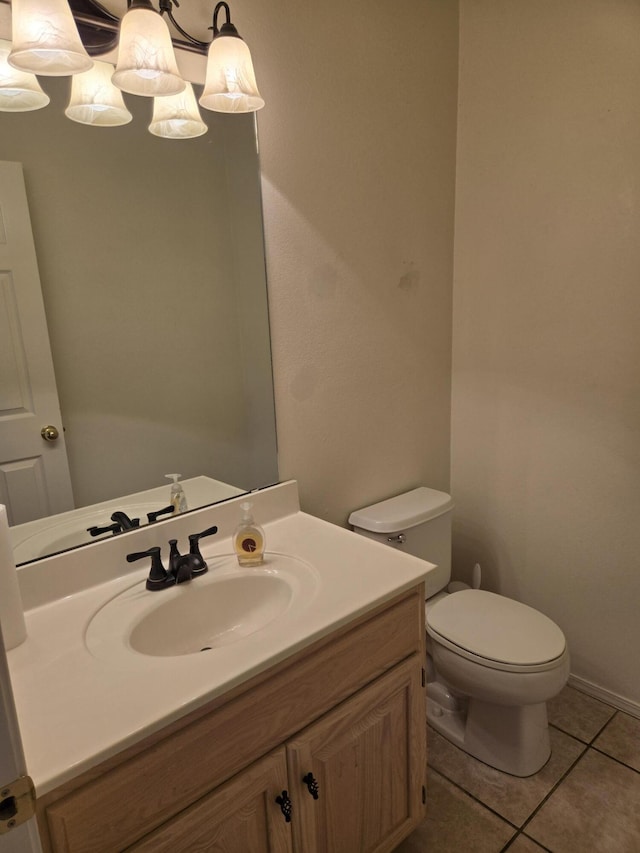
[349,487,569,777]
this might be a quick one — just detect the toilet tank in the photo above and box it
[348,487,453,599]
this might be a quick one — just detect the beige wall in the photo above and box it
[452,0,640,707]
[244,0,459,525]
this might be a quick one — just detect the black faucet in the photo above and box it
[111,511,140,530]
[127,524,219,591]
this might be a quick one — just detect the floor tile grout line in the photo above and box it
[518,743,590,837]
[428,722,594,832]
[425,691,630,850]
[589,708,619,743]
[590,743,640,776]
[500,829,554,853]
[427,732,593,836]
[548,706,617,747]
[427,765,523,833]
[547,708,640,775]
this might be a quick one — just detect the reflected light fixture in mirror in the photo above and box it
[65,59,132,126]
[2,0,263,137]
[149,82,207,138]
[0,38,49,110]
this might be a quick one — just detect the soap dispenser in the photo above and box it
[165,474,188,514]
[233,501,265,566]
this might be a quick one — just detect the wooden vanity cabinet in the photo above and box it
[36,586,427,853]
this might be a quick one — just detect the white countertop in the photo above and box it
[7,485,433,796]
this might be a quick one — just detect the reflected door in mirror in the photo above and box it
[0,161,74,525]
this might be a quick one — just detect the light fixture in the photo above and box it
[112,0,184,98]
[163,1,264,114]
[0,0,264,132]
[108,0,263,110]
[65,59,132,126]
[149,82,207,139]
[8,0,92,76]
[0,38,50,110]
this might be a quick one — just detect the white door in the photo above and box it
[0,631,42,852]
[0,162,74,526]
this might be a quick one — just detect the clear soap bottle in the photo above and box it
[165,473,188,514]
[233,501,265,566]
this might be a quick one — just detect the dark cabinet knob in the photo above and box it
[302,772,319,800]
[275,790,292,822]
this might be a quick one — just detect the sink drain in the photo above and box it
[200,646,212,652]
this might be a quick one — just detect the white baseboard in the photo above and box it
[568,674,640,720]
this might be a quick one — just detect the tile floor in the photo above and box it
[395,686,640,853]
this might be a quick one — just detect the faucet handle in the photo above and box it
[188,525,219,576]
[147,505,176,524]
[88,522,121,537]
[127,546,175,591]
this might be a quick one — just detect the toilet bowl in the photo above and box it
[349,487,570,777]
[425,589,569,776]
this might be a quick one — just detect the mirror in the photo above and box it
[1,74,278,564]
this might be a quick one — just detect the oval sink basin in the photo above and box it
[130,574,292,656]
[85,554,319,661]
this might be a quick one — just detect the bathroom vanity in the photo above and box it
[7,482,433,852]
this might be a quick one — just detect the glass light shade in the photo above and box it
[199,36,264,113]
[65,60,132,126]
[112,7,185,97]
[0,39,49,111]
[149,83,207,139]
[8,0,92,76]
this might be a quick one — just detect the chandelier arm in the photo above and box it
[157,0,209,49]
[73,0,119,24]
[163,9,209,49]
[212,2,229,36]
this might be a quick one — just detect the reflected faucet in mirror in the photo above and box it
[9,477,247,565]
[87,505,175,538]
[109,511,141,531]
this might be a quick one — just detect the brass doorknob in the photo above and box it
[41,425,59,442]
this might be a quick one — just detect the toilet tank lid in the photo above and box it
[348,487,454,534]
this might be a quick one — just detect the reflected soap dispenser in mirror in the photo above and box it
[166,474,188,514]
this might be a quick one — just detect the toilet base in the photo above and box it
[427,682,551,777]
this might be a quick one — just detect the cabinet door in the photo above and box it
[287,656,426,853]
[129,749,293,853]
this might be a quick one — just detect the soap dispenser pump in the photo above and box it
[165,474,188,514]
[233,501,265,566]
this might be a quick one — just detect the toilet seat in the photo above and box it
[426,589,567,674]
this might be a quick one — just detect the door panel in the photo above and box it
[129,749,293,853]
[287,657,426,853]
[0,162,73,524]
